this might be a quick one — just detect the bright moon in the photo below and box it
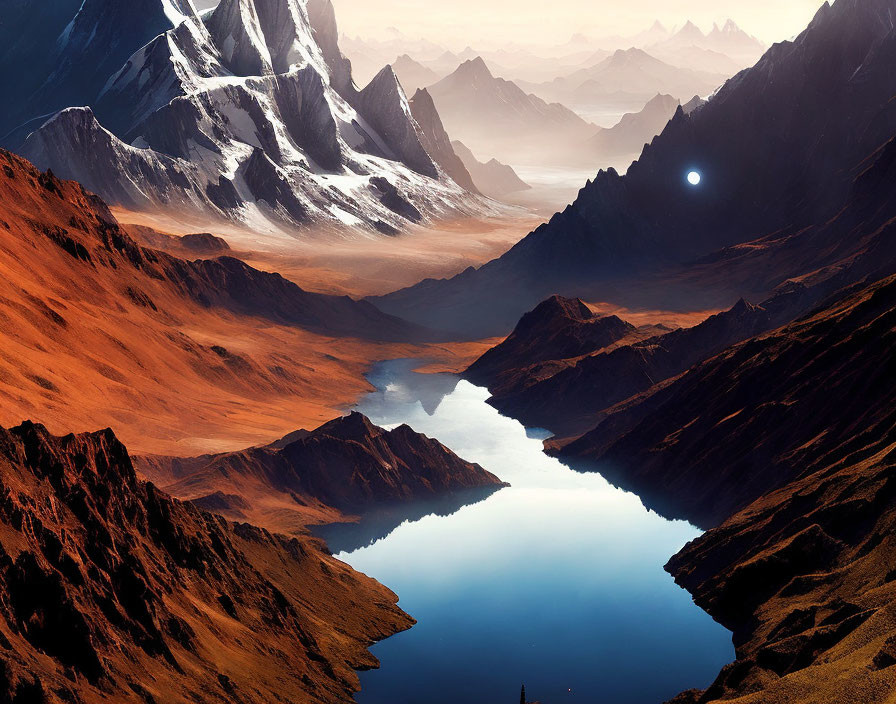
[687,171,702,185]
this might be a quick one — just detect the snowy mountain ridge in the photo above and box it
[19,0,488,237]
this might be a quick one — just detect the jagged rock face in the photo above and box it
[409,89,479,194]
[207,0,275,76]
[564,273,896,529]
[0,421,413,704]
[273,413,506,510]
[18,0,484,234]
[306,0,354,96]
[21,107,211,213]
[467,295,781,438]
[373,0,896,335]
[638,274,896,704]
[356,67,439,179]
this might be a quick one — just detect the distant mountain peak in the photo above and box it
[456,56,493,80]
[677,20,705,39]
[605,47,658,67]
[525,295,596,326]
[710,18,748,37]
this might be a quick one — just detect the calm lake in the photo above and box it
[318,359,733,704]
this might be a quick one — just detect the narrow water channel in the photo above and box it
[317,359,733,704]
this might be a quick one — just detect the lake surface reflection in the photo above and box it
[330,359,733,704]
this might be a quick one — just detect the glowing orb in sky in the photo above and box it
[687,171,702,186]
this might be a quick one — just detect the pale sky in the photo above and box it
[330,0,825,47]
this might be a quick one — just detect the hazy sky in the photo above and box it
[330,0,824,47]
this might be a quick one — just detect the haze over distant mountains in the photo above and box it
[520,47,727,114]
[589,93,687,158]
[342,17,763,92]
[452,141,532,199]
[5,0,491,237]
[425,57,598,165]
[373,0,896,336]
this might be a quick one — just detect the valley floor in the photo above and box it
[112,208,544,297]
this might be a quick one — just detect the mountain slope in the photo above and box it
[17,0,487,235]
[0,0,193,146]
[472,125,896,440]
[527,48,726,107]
[561,273,896,528]
[408,89,480,194]
[465,296,635,393]
[394,54,442,93]
[469,296,779,438]
[451,141,530,198]
[0,421,413,703]
[374,0,896,336]
[589,93,680,158]
[0,148,447,454]
[545,273,896,703]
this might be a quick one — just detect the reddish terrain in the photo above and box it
[0,421,414,704]
[0,151,491,455]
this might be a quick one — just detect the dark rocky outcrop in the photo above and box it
[469,295,775,438]
[179,232,231,254]
[560,273,896,528]
[465,296,634,394]
[138,412,508,531]
[652,275,896,701]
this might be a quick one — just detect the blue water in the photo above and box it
[333,359,733,704]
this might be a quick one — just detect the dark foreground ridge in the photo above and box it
[0,421,413,704]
